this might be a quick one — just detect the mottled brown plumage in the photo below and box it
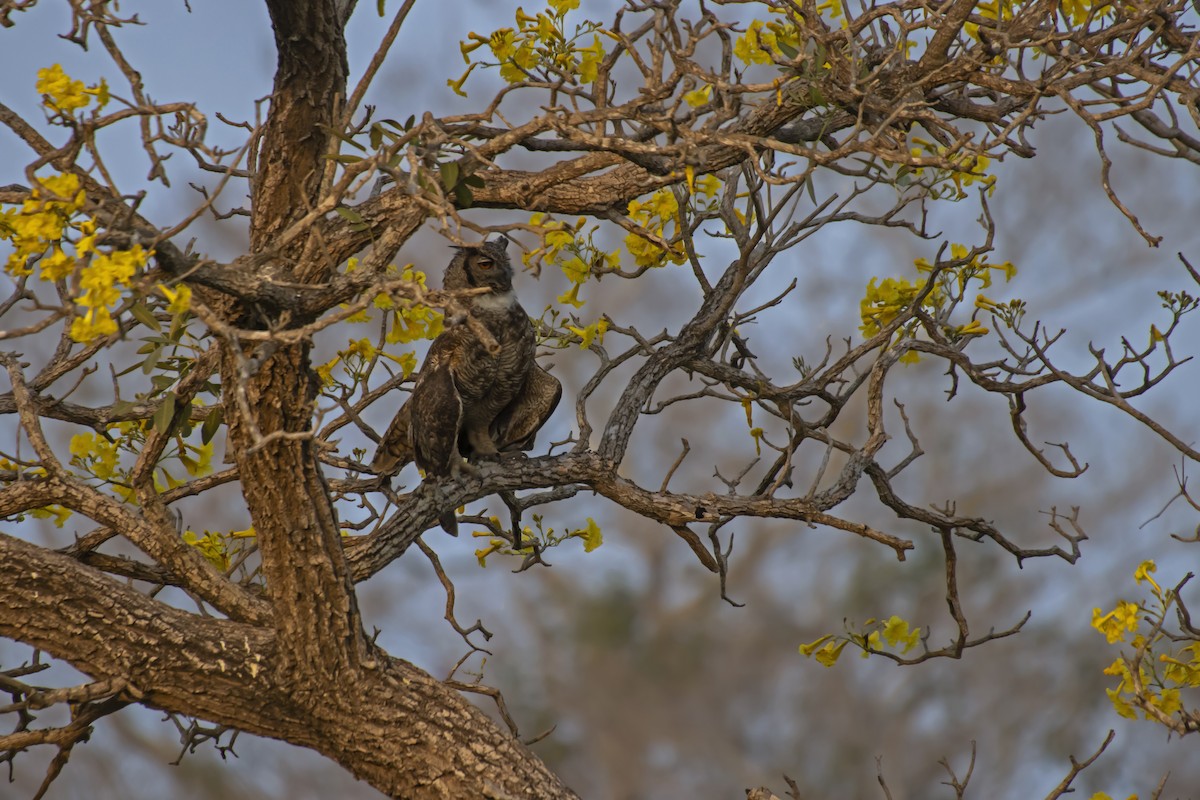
[372,237,562,534]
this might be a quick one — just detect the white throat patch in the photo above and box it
[472,290,517,312]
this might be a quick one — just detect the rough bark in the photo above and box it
[0,533,577,798]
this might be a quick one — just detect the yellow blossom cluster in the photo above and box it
[1,168,153,342]
[567,317,608,350]
[68,421,213,496]
[451,0,606,95]
[734,17,803,65]
[317,337,415,388]
[524,212,619,309]
[473,515,602,567]
[908,138,998,200]
[1093,560,1200,726]
[358,263,444,342]
[183,527,256,572]
[859,242,1018,362]
[383,267,445,345]
[859,275,941,340]
[36,63,109,115]
[2,172,87,277]
[625,188,686,268]
[71,245,150,341]
[800,615,922,667]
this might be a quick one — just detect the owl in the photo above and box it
[371,237,562,535]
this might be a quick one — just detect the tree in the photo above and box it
[2,0,1200,797]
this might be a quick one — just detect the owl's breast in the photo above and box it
[455,305,535,418]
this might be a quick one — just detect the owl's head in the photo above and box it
[443,237,513,294]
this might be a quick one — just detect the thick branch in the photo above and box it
[0,532,576,798]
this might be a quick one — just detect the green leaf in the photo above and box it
[153,392,177,435]
[369,124,384,150]
[336,207,365,224]
[141,346,163,375]
[130,301,161,332]
[201,407,223,444]
[454,183,474,208]
[463,174,486,188]
[111,399,137,417]
[439,161,460,191]
[169,313,188,344]
[320,124,367,151]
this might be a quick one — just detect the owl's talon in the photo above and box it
[451,458,480,479]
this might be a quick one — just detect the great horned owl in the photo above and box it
[372,237,562,535]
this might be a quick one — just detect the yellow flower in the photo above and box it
[68,431,120,477]
[36,64,90,113]
[578,517,603,552]
[40,247,74,282]
[578,35,604,84]
[474,539,504,567]
[343,337,377,360]
[183,529,229,571]
[813,639,849,667]
[381,350,418,377]
[561,255,590,284]
[567,317,608,349]
[881,615,921,653]
[695,174,721,198]
[1133,560,1160,592]
[734,21,773,65]
[975,294,999,310]
[84,77,110,109]
[460,33,489,62]
[29,504,72,527]
[387,305,443,344]
[1092,601,1141,644]
[447,63,477,97]
[75,218,97,257]
[35,172,85,208]
[956,320,989,336]
[684,84,712,107]
[315,355,339,386]
[70,306,119,342]
[557,283,585,309]
[799,635,833,657]
[158,283,192,315]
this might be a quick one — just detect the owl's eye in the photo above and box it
[477,258,493,270]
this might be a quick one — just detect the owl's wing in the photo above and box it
[371,398,414,475]
[493,364,562,453]
[409,354,465,477]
